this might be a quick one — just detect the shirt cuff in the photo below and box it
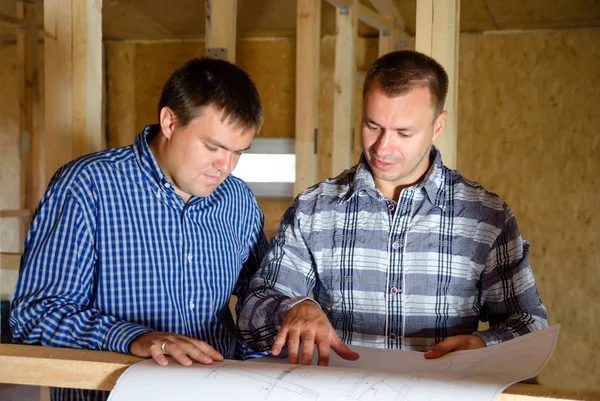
[472,327,513,347]
[274,296,321,328]
[104,320,153,354]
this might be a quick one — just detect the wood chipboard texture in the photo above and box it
[458,30,600,391]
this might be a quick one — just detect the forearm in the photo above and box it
[238,286,313,351]
[10,297,152,353]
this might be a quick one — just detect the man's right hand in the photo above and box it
[129,331,224,367]
[271,300,360,366]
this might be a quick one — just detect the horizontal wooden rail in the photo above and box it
[0,209,31,218]
[1,344,599,400]
[1,252,21,270]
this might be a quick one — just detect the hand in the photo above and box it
[272,300,360,366]
[423,335,485,359]
[129,331,224,367]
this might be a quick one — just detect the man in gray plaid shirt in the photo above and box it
[238,50,548,366]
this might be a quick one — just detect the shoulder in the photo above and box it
[293,167,357,214]
[447,168,507,212]
[44,146,134,198]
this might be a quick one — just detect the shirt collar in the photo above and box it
[343,146,448,210]
[133,124,171,188]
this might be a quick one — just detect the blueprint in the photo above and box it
[108,324,559,401]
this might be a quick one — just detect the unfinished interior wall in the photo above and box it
[0,45,21,255]
[100,29,600,390]
[458,29,600,391]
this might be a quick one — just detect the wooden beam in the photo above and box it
[0,13,52,38]
[331,0,357,175]
[369,0,411,51]
[323,0,352,8]
[1,344,599,400]
[106,42,136,148]
[0,252,22,270]
[368,0,406,31]
[205,0,237,63]
[0,209,31,218]
[16,0,41,242]
[357,3,392,31]
[415,0,460,169]
[44,0,103,186]
[0,345,143,391]
[294,0,320,196]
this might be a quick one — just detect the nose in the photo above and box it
[214,151,235,173]
[373,130,391,156]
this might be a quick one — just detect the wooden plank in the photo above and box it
[106,42,136,148]
[368,0,406,30]
[0,209,31,218]
[369,0,411,50]
[72,0,103,158]
[0,252,22,270]
[378,17,396,56]
[323,0,352,8]
[294,0,320,195]
[331,0,357,175]
[205,0,237,62]
[16,0,41,242]
[44,0,104,186]
[0,344,599,400]
[357,3,392,31]
[415,0,460,169]
[0,13,52,38]
[0,345,143,391]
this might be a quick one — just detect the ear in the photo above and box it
[432,110,447,142]
[159,107,177,141]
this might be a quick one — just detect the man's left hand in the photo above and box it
[423,335,485,359]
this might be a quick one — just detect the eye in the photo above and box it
[368,124,379,131]
[205,143,217,152]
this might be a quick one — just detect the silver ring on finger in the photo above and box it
[161,341,169,355]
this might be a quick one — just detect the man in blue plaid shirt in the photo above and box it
[11,58,269,401]
[238,50,548,366]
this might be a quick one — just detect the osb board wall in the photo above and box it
[457,30,600,391]
[103,31,599,391]
[106,39,296,148]
[0,45,20,254]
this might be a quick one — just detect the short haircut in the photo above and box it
[158,57,263,133]
[363,50,449,117]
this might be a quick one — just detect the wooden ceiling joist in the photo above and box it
[416,0,460,169]
[357,3,393,31]
[331,0,358,174]
[294,0,320,195]
[205,0,237,62]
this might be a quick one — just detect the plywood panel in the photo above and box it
[458,30,600,391]
[105,42,136,148]
[0,44,21,253]
[237,39,296,139]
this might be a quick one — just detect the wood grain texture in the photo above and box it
[458,30,600,391]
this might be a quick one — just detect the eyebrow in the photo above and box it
[207,139,252,153]
[365,118,417,132]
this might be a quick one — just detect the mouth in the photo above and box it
[204,174,220,183]
[372,158,394,170]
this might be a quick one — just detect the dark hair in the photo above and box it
[158,57,263,132]
[363,50,449,117]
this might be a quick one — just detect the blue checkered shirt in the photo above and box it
[239,147,547,353]
[10,125,268,401]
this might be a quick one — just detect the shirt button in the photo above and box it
[389,333,397,340]
[155,191,161,199]
[392,242,400,249]
[187,253,193,262]
[391,287,398,294]
[387,204,394,211]
[189,301,195,310]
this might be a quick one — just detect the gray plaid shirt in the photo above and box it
[239,147,547,352]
